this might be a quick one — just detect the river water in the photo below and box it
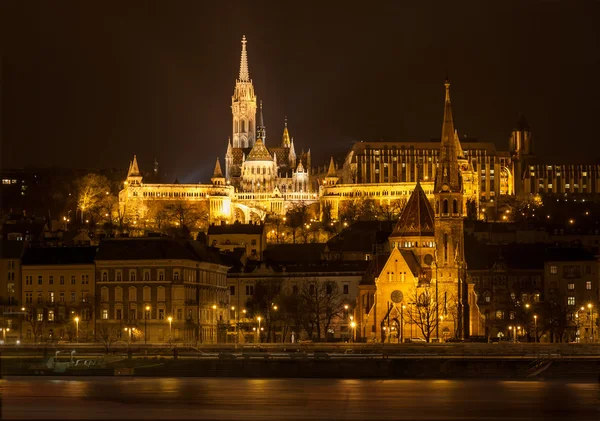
[1,377,599,420]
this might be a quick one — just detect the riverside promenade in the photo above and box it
[1,342,600,379]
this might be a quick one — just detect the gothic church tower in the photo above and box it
[434,80,469,339]
[231,36,257,149]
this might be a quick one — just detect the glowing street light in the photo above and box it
[74,316,79,343]
[168,316,173,342]
[144,305,151,344]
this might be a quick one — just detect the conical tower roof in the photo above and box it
[327,157,337,176]
[128,155,141,177]
[391,183,435,238]
[212,158,223,178]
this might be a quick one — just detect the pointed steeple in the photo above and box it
[211,158,225,185]
[281,116,291,148]
[327,157,336,176]
[239,35,250,82]
[126,155,142,185]
[435,80,461,192]
[257,100,266,142]
[324,157,339,185]
[128,155,141,177]
[213,158,223,178]
[289,137,297,167]
[226,137,233,156]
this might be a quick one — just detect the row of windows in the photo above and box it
[100,286,167,302]
[100,307,189,321]
[25,275,89,286]
[25,291,89,304]
[549,265,593,276]
[567,282,593,290]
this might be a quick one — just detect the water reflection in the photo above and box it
[1,378,598,420]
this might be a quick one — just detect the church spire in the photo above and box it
[327,157,337,177]
[281,116,291,148]
[257,100,266,142]
[435,79,461,192]
[239,35,250,82]
[211,158,225,185]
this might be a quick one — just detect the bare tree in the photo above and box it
[97,322,121,354]
[75,174,112,223]
[407,287,439,343]
[25,307,44,343]
[299,279,347,342]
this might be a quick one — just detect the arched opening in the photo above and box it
[453,199,458,214]
[443,199,449,214]
[435,200,439,214]
[241,120,246,133]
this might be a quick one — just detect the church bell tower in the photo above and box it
[434,80,468,339]
[231,36,257,149]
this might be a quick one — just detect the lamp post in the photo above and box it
[350,321,356,342]
[587,303,594,342]
[401,305,406,344]
[533,315,537,343]
[0,327,9,344]
[231,306,238,345]
[74,317,79,343]
[167,316,173,343]
[257,316,262,343]
[212,304,217,344]
[144,305,150,345]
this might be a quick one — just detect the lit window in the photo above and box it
[102,309,108,320]
[567,296,575,306]
[586,281,592,290]
[48,310,55,322]
[550,266,558,274]
[568,283,575,290]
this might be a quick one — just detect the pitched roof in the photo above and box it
[264,243,326,263]
[0,240,26,259]
[207,223,264,235]
[246,139,273,161]
[95,237,223,263]
[22,246,97,266]
[327,221,394,253]
[390,182,434,238]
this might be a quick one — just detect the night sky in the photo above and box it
[2,1,599,182]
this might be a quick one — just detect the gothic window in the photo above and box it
[443,199,449,214]
[234,119,238,133]
[443,233,448,262]
[435,200,439,214]
[453,199,458,214]
[241,120,246,133]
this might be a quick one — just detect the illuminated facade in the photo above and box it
[357,82,482,342]
[119,37,317,225]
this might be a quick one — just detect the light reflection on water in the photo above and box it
[1,377,599,420]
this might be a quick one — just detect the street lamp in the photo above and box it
[350,321,356,342]
[401,305,406,344]
[257,316,262,343]
[0,327,9,344]
[212,305,217,344]
[533,315,538,343]
[145,305,150,344]
[231,306,238,345]
[587,303,594,342]
[167,316,173,343]
[74,317,79,343]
